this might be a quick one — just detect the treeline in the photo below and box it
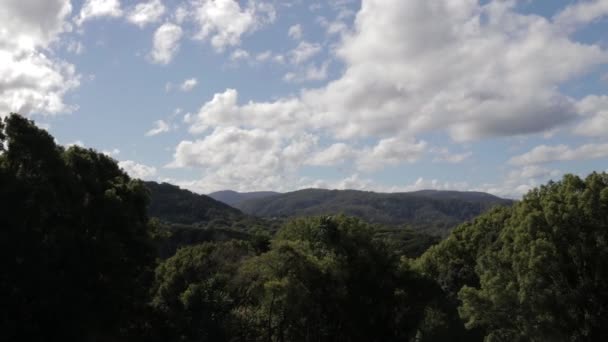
[2,113,607,341]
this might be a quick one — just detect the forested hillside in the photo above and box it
[237,188,512,235]
[3,113,608,341]
[208,190,280,206]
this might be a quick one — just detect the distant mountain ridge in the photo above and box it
[236,188,513,235]
[208,190,280,206]
[146,182,245,225]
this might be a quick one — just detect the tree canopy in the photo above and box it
[0,114,155,341]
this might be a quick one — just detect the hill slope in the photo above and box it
[146,182,249,227]
[208,190,280,206]
[236,188,512,235]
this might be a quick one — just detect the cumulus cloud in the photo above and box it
[284,61,330,83]
[145,119,170,136]
[475,165,562,199]
[307,143,356,166]
[180,78,198,91]
[288,24,303,39]
[0,0,80,117]
[304,137,427,172]
[76,0,123,26]
[574,95,608,137]
[119,160,157,180]
[186,1,608,144]
[127,0,165,28]
[230,49,250,61]
[167,126,316,192]
[191,0,276,52]
[102,148,120,156]
[173,0,608,193]
[509,143,608,166]
[554,0,608,30]
[432,148,472,163]
[289,41,322,64]
[184,88,308,134]
[150,22,182,64]
[356,137,427,172]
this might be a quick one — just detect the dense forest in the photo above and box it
[2,113,608,341]
[234,188,512,235]
[208,190,280,207]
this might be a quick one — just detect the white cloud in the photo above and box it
[475,165,561,199]
[230,48,250,61]
[0,0,80,117]
[289,41,322,64]
[150,22,182,64]
[184,88,309,134]
[554,0,608,30]
[102,148,120,156]
[174,0,608,193]
[509,143,608,166]
[288,24,303,39]
[66,40,85,54]
[66,140,84,147]
[191,0,276,52]
[145,119,170,136]
[180,78,198,91]
[307,143,355,166]
[432,148,472,163]
[76,0,123,26]
[574,95,608,137]
[167,126,316,192]
[284,61,330,83]
[356,137,427,172]
[187,1,608,144]
[256,50,272,62]
[119,160,157,180]
[305,137,427,172]
[127,0,165,28]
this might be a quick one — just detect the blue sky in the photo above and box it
[2,0,608,197]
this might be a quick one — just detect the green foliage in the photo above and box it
[0,114,155,341]
[411,206,512,341]
[146,181,280,233]
[151,241,256,341]
[415,173,608,341]
[233,215,435,341]
[458,173,608,341]
[236,188,512,235]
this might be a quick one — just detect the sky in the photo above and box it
[2,0,608,198]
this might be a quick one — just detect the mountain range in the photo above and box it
[147,184,512,236]
[234,188,512,235]
[208,190,280,206]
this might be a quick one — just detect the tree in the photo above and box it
[0,114,155,341]
[235,215,434,341]
[151,240,256,341]
[459,173,608,341]
[411,206,511,341]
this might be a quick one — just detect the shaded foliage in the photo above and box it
[236,188,512,235]
[151,215,439,341]
[146,181,281,233]
[416,173,608,341]
[0,114,155,341]
[208,189,280,207]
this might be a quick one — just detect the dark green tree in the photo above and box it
[0,114,155,341]
[151,240,256,341]
[459,173,608,341]
[235,215,434,341]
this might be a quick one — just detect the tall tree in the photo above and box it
[0,114,155,341]
[459,173,608,341]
